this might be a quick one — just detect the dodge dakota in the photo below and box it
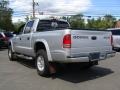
[8,18,115,76]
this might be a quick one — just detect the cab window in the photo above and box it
[24,21,34,34]
[37,20,69,32]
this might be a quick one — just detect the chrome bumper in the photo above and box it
[64,51,116,63]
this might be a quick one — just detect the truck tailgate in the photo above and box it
[71,30,112,54]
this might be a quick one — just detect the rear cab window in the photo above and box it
[37,19,70,32]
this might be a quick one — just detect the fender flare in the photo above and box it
[35,39,52,61]
[9,40,15,52]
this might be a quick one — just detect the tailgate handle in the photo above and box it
[91,36,97,40]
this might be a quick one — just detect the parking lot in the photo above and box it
[0,49,120,90]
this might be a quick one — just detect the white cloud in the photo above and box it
[11,16,25,22]
[10,0,32,11]
[9,0,91,22]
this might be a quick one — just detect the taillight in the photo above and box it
[63,34,71,48]
[110,35,113,46]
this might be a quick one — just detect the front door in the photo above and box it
[15,21,34,55]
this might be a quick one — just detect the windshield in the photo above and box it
[4,32,13,37]
[37,20,69,31]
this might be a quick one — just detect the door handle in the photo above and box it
[27,37,30,40]
[16,37,21,40]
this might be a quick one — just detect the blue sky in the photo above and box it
[85,0,120,18]
[9,0,120,22]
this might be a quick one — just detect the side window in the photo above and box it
[24,21,34,34]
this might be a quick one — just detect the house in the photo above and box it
[115,21,120,28]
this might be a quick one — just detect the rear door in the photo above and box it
[71,30,112,54]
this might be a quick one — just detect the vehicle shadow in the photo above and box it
[16,59,114,83]
[16,59,36,69]
[54,65,114,83]
[0,47,8,51]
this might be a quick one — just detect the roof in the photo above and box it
[34,17,68,22]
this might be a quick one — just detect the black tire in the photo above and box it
[117,49,120,52]
[36,50,50,76]
[8,46,17,61]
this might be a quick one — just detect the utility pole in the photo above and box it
[32,0,35,18]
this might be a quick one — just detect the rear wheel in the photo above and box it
[117,48,120,52]
[36,50,50,76]
[8,46,17,61]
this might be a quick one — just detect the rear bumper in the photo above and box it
[67,51,116,63]
[52,51,116,63]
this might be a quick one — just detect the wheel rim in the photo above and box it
[37,56,45,71]
[8,49,12,59]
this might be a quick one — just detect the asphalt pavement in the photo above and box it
[0,49,120,90]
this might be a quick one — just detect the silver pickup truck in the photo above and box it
[8,18,115,76]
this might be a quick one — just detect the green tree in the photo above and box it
[0,0,14,31]
[86,15,116,30]
[103,14,116,28]
[14,21,25,32]
[69,14,85,29]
